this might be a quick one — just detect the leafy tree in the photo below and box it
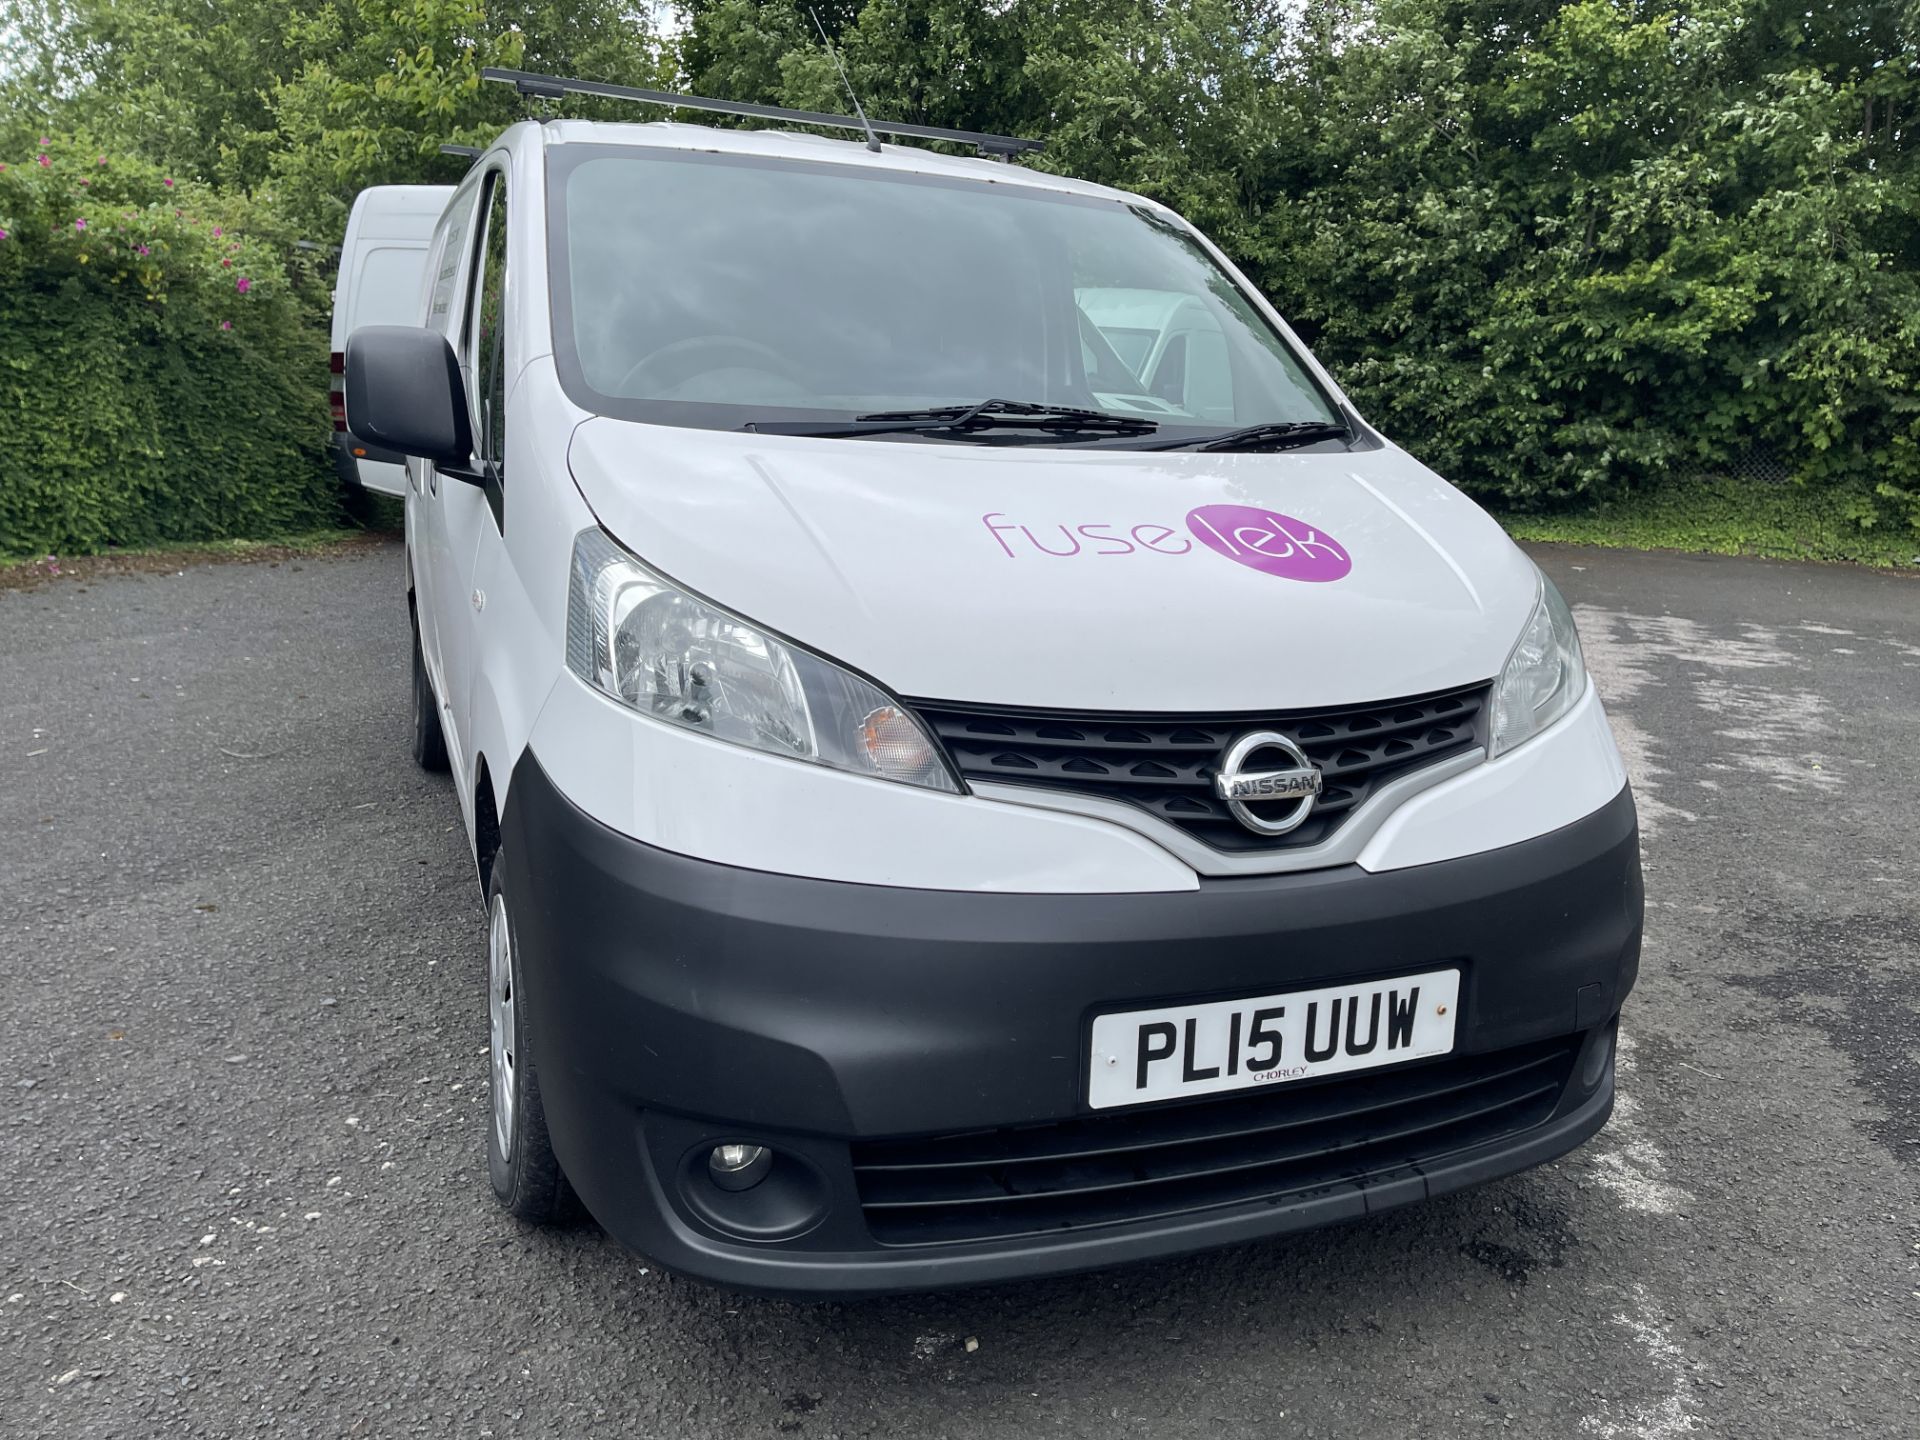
[2,1,672,233]
[3,0,1917,547]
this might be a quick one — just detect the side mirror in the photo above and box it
[343,326,476,476]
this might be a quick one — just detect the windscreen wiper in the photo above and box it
[1130,419,1353,453]
[746,398,1158,440]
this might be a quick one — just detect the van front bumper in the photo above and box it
[502,751,1641,1296]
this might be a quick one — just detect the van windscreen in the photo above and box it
[550,147,1342,441]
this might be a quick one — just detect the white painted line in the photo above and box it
[1573,607,1697,837]
[1580,1283,1708,1438]
[1588,1031,1693,1216]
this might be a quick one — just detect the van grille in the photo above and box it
[910,683,1489,853]
[851,1037,1577,1247]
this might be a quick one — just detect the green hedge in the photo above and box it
[0,138,337,557]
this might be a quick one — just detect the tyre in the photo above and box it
[485,853,569,1222]
[410,619,450,773]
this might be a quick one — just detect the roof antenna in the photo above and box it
[809,8,881,153]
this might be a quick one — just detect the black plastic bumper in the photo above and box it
[502,751,1642,1296]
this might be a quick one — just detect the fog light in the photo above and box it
[708,1143,772,1192]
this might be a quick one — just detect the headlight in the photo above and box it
[1488,568,1587,757]
[565,528,962,793]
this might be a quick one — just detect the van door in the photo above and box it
[435,166,511,791]
[410,180,481,750]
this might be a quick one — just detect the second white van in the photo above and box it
[328,185,453,496]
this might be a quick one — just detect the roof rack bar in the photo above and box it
[480,68,1044,159]
[439,144,483,160]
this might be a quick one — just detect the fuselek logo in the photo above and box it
[982,504,1352,583]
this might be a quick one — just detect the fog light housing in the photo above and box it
[676,1136,829,1241]
[708,1143,773,1192]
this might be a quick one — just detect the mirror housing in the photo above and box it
[343,326,476,475]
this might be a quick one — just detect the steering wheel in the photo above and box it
[615,335,805,397]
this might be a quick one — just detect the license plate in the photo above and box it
[1087,969,1460,1110]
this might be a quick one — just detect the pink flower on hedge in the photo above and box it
[38,136,49,147]
[163,177,174,188]
[0,229,9,241]
[74,218,87,231]
[78,178,89,186]
[220,320,232,331]
[211,226,222,237]
[37,154,50,168]
[236,276,251,294]
[136,244,149,256]
[220,258,230,267]
[97,156,107,166]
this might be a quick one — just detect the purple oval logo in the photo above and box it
[1186,504,1352,583]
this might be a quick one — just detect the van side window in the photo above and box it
[427,186,481,334]
[469,176,509,478]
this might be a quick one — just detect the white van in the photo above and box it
[344,78,1642,1297]
[329,185,454,496]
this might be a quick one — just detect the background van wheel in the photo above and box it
[486,855,568,1223]
[410,620,450,773]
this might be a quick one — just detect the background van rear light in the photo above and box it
[329,352,348,430]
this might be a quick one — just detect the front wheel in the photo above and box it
[410,619,450,773]
[485,853,568,1222]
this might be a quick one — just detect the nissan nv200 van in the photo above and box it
[344,78,1642,1296]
